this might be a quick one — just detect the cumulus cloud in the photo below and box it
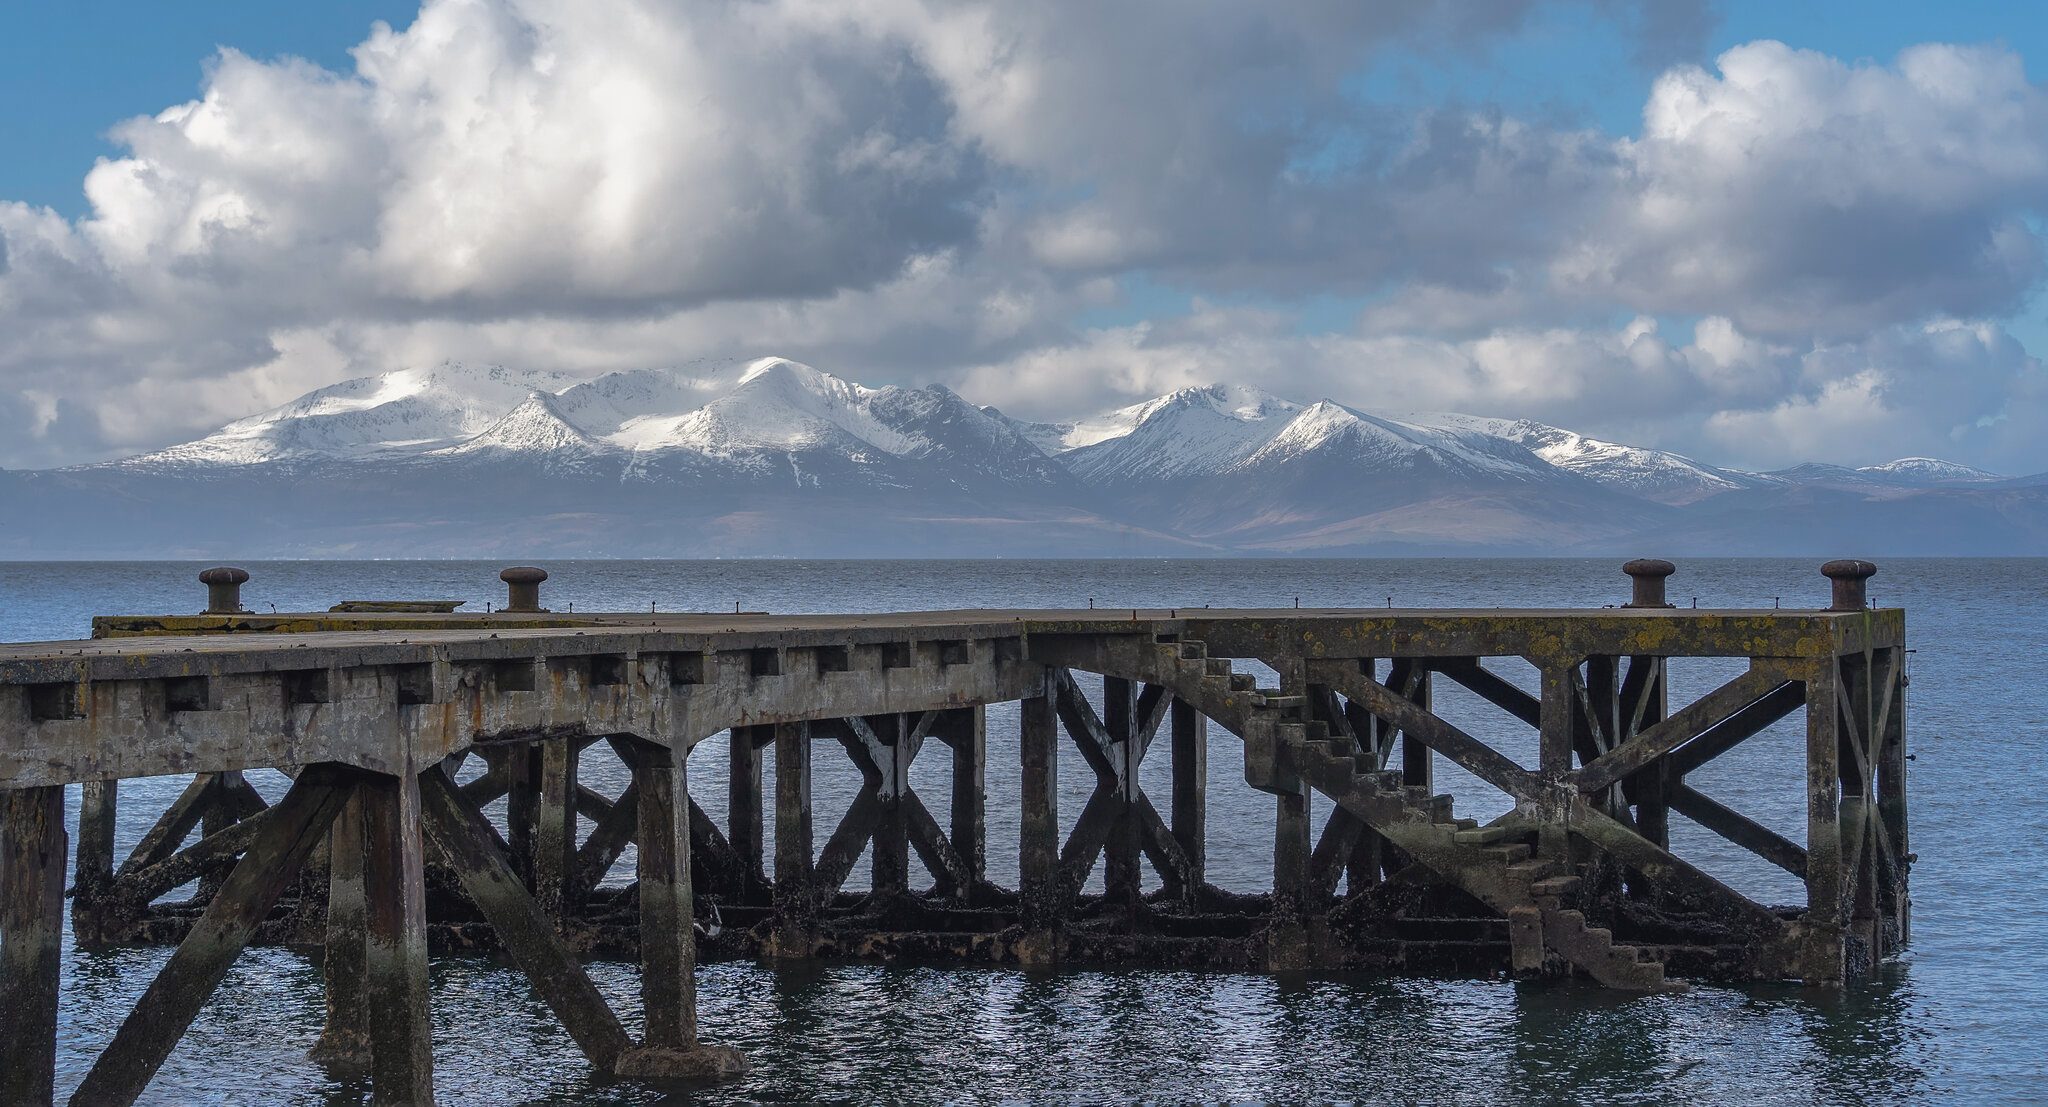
[3,0,2047,475]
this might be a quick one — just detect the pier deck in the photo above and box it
[0,563,1910,1105]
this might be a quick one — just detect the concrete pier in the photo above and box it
[0,563,1911,1104]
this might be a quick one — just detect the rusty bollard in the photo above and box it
[1822,559,1877,611]
[500,566,549,613]
[199,566,250,614]
[1621,558,1676,608]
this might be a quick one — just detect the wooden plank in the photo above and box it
[1669,783,1807,877]
[1314,663,1537,801]
[114,806,276,908]
[687,796,741,893]
[0,785,67,1106]
[902,790,973,893]
[1051,669,1119,784]
[361,770,434,1102]
[1431,658,1541,728]
[1058,788,1119,899]
[116,773,215,877]
[417,769,633,1071]
[1133,794,1193,894]
[573,779,639,896]
[1574,666,1787,794]
[636,741,697,1049]
[813,786,882,896]
[1663,680,1805,779]
[1308,806,1365,900]
[72,765,353,1106]
[1134,684,1171,758]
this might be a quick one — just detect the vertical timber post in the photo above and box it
[0,785,67,1106]
[1019,670,1060,964]
[536,738,579,924]
[311,791,370,1075]
[1537,658,1576,862]
[1102,676,1141,907]
[730,725,766,901]
[949,705,988,902]
[361,769,434,1103]
[1878,646,1910,946]
[75,778,119,948]
[505,744,539,883]
[1400,666,1433,790]
[615,737,748,1081]
[1803,655,1845,985]
[871,715,912,899]
[638,739,695,1047]
[1169,698,1206,897]
[771,721,815,956]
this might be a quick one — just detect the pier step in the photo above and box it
[1541,909,1679,992]
[1143,637,1679,993]
[1274,731,1679,993]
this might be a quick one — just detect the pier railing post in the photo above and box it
[0,785,67,1107]
[1019,670,1060,963]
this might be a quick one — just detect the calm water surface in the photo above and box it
[3,559,2042,1104]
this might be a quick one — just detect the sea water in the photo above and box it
[3,558,2042,1104]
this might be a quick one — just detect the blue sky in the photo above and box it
[2,1,2046,473]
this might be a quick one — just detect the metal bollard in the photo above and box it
[1821,559,1877,611]
[198,566,250,614]
[1621,559,1676,608]
[500,566,549,613]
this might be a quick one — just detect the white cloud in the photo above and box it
[5,0,2048,476]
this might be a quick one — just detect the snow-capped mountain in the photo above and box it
[1415,414,1756,505]
[7,360,2043,558]
[1855,458,2003,485]
[123,363,590,468]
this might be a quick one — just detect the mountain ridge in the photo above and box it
[9,357,2040,558]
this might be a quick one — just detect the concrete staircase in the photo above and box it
[1156,636,1676,993]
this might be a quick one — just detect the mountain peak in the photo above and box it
[439,390,602,457]
[1858,457,2002,484]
